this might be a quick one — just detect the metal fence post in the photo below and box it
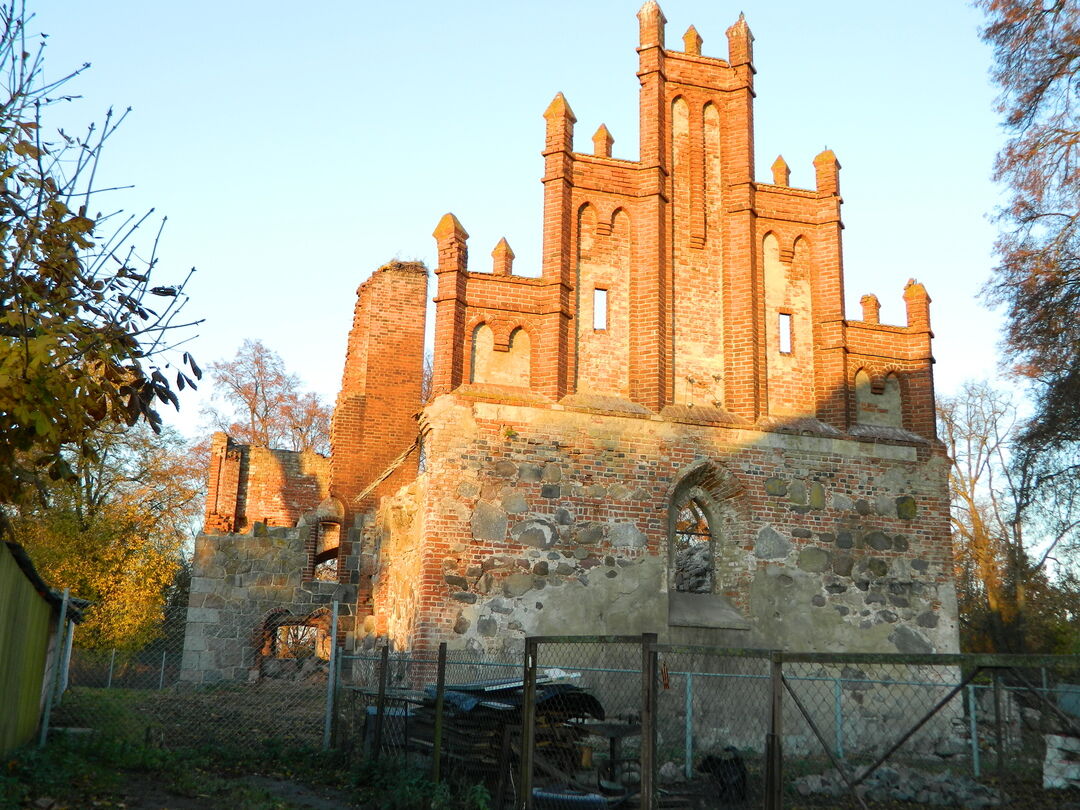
[683,672,693,779]
[106,648,116,689]
[38,588,69,748]
[333,643,344,747]
[372,643,390,760]
[967,684,980,778]
[764,651,784,810]
[158,649,167,690]
[57,619,74,702]
[640,632,658,810]
[833,676,844,760]
[432,641,447,784]
[322,600,339,750]
[518,637,539,810]
[993,670,1005,780]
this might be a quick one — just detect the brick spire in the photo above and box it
[637,1,666,49]
[903,280,932,332]
[682,25,702,55]
[726,12,753,66]
[592,123,614,157]
[814,148,841,196]
[771,155,790,186]
[491,237,515,275]
[543,92,576,154]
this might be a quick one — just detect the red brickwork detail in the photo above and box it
[203,431,330,535]
[419,6,937,439]
[330,261,428,522]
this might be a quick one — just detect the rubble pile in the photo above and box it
[793,764,1004,808]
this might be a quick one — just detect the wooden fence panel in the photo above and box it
[0,542,54,754]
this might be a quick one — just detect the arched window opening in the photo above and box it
[274,614,331,660]
[672,491,714,593]
[307,497,345,583]
[255,608,333,668]
[313,521,341,582]
[276,623,319,658]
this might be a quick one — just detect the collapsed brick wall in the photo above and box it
[330,261,427,525]
[204,433,330,534]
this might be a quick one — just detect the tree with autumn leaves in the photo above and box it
[11,424,202,649]
[979,1,1080,474]
[961,1,1080,653]
[202,339,331,456]
[0,1,201,648]
[0,2,200,512]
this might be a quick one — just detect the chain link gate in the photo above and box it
[519,635,653,810]
[776,652,1080,808]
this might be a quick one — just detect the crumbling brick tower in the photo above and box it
[185,264,427,683]
[369,2,955,657]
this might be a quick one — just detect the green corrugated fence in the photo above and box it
[0,542,55,754]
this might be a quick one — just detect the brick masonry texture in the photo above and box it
[185,3,957,679]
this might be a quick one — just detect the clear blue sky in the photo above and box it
[33,1,1002,437]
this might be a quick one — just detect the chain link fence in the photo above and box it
[775,653,1080,808]
[651,646,773,808]
[47,602,338,751]
[33,605,1080,809]
[521,635,648,810]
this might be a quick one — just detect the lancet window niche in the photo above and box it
[666,461,750,631]
[671,488,716,593]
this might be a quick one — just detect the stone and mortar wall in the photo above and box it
[181,523,357,683]
[368,393,956,659]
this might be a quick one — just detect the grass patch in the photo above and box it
[2,733,491,809]
[10,684,492,809]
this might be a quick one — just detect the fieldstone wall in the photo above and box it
[365,392,957,658]
[181,523,357,683]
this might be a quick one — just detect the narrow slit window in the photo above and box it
[778,312,793,354]
[593,288,608,330]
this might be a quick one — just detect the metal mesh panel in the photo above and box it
[336,646,524,805]
[779,657,1080,808]
[48,605,333,751]
[39,615,1080,810]
[525,637,645,809]
[653,647,771,808]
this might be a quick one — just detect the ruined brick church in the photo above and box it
[183,3,956,682]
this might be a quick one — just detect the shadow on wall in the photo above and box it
[361,365,954,659]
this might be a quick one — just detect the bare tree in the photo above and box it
[203,339,330,454]
[939,381,1080,652]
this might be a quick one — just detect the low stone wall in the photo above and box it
[181,524,356,684]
